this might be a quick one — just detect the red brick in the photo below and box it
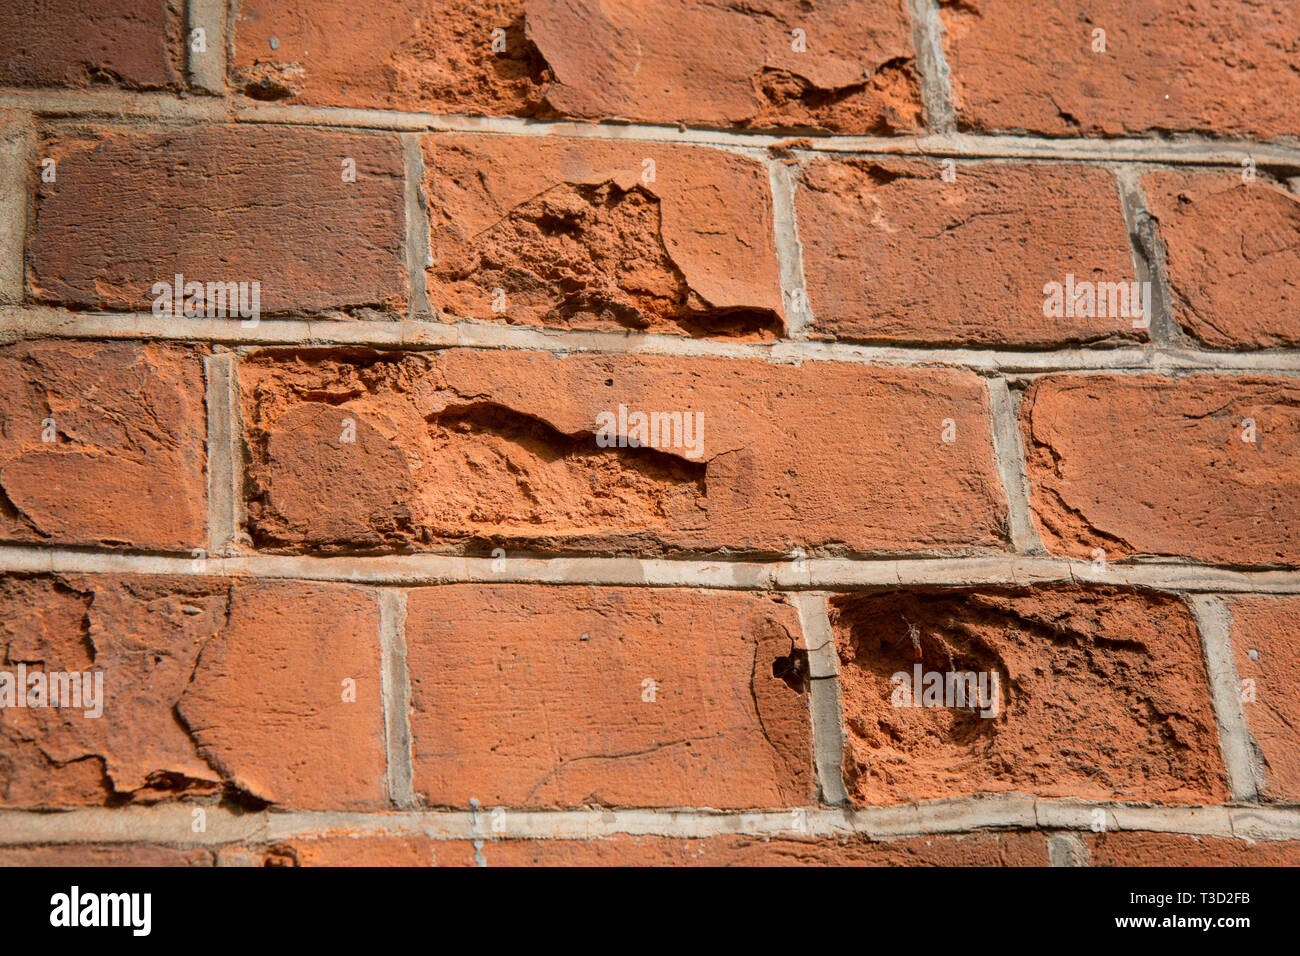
[29,126,407,315]
[231,0,922,133]
[795,159,1141,346]
[0,574,384,810]
[526,0,923,133]
[239,349,1008,555]
[1226,596,1300,801]
[259,831,1048,866]
[405,585,813,808]
[1143,170,1300,349]
[1086,832,1300,867]
[232,0,547,115]
[0,0,180,90]
[831,586,1228,805]
[0,341,206,552]
[0,845,213,866]
[1021,375,1300,566]
[424,134,784,336]
[177,580,387,810]
[942,0,1300,140]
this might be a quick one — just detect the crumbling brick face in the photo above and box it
[1,0,1298,872]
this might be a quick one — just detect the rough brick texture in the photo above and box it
[1226,596,1300,801]
[232,0,923,133]
[405,585,812,807]
[238,349,1007,555]
[0,341,206,551]
[253,830,1050,866]
[1021,375,1300,566]
[795,159,1142,346]
[4,0,1299,871]
[0,0,181,90]
[831,586,1228,805]
[942,0,1300,140]
[1143,170,1300,349]
[30,125,407,315]
[424,134,784,335]
[0,574,385,810]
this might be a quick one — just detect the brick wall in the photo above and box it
[0,0,1298,867]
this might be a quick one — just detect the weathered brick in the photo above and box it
[0,845,213,867]
[526,0,923,133]
[29,126,407,315]
[795,159,1141,346]
[1085,832,1300,867]
[0,574,385,810]
[942,0,1300,140]
[1021,375,1300,566]
[0,341,206,552]
[831,586,1228,805]
[232,0,547,114]
[1143,170,1300,349]
[405,585,813,808]
[232,0,922,133]
[239,349,1008,555]
[1226,596,1300,801]
[255,831,1049,866]
[0,0,180,90]
[424,134,784,336]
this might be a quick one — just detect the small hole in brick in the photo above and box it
[771,650,809,693]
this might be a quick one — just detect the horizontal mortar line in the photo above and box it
[5,308,1300,374]
[2,89,1298,166]
[1,545,1299,593]
[1,799,1297,845]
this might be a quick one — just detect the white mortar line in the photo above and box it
[201,352,240,555]
[402,134,432,318]
[986,378,1045,554]
[907,0,957,134]
[5,799,1300,846]
[1189,596,1263,801]
[0,113,31,305]
[2,89,1299,166]
[378,589,417,809]
[3,544,1300,592]
[6,307,1300,373]
[187,0,229,95]
[765,158,812,338]
[793,593,848,805]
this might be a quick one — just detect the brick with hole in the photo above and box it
[1020,375,1300,566]
[0,574,385,810]
[238,348,1008,556]
[404,584,813,808]
[941,0,1300,141]
[830,586,1229,805]
[1142,170,1300,349]
[423,134,784,337]
[29,125,407,316]
[794,158,1142,346]
[0,341,205,552]
[231,0,922,134]
[1225,596,1300,801]
[0,0,182,90]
